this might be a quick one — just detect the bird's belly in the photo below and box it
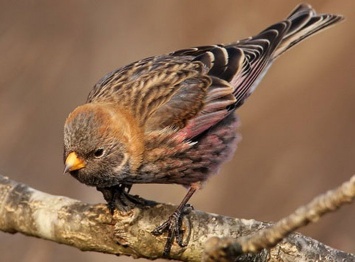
[135,113,240,186]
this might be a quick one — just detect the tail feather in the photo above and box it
[227,3,343,107]
[273,3,344,59]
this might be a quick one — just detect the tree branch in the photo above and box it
[0,174,354,261]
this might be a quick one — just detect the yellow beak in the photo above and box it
[64,152,86,173]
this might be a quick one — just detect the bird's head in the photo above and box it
[63,103,143,187]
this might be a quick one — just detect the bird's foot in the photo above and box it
[152,204,193,257]
[97,184,152,213]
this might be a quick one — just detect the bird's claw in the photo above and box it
[152,204,193,257]
[97,184,148,213]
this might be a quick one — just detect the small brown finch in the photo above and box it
[64,4,342,255]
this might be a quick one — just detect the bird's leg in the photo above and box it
[152,186,197,257]
[96,184,143,213]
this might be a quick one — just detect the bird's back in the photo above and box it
[88,4,342,142]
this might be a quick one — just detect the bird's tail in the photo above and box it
[273,3,343,59]
[228,3,343,106]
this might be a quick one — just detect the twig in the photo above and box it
[203,175,355,261]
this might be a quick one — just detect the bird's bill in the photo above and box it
[64,152,86,173]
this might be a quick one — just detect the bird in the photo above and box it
[63,3,343,256]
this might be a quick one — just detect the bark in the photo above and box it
[0,174,354,261]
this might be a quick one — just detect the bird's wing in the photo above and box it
[87,26,286,139]
[143,21,290,138]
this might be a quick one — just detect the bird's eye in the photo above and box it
[93,148,105,158]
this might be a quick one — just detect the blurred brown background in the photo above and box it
[0,1,354,261]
